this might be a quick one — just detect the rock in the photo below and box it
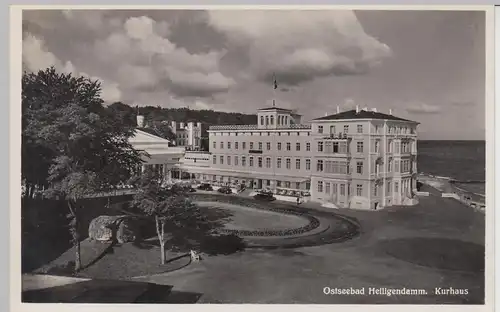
[88,215,140,243]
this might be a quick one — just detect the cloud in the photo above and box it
[207,10,392,86]
[22,33,122,103]
[405,102,441,114]
[193,100,214,110]
[22,10,234,104]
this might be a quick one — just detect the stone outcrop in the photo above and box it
[88,215,140,244]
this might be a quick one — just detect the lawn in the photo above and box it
[196,201,310,231]
[34,239,192,280]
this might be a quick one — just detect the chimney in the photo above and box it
[136,115,145,128]
[389,109,393,115]
[336,106,340,114]
[356,105,359,113]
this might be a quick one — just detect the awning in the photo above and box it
[173,166,310,183]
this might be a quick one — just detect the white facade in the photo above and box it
[170,121,203,149]
[199,106,419,210]
[128,129,184,179]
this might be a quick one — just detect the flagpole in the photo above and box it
[272,74,277,194]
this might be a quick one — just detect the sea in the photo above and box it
[417,140,486,195]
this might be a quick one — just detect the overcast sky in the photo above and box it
[22,9,485,140]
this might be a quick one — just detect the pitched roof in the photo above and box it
[313,109,418,123]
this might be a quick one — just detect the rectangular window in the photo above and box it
[258,157,263,168]
[235,156,238,166]
[286,158,291,169]
[277,158,281,168]
[267,142,271,150]
[387,182,391,194]
[228,142,231,149]
[388,159,392,172]
[330,125,335,134]
[340,184,345,195]
[242,142,246,150]
[343,125,349,133]
[235,142,239,149]
[318,126,324,134]
[286,143,291,151]
[266,157,271,168]
[356,184,362,196]
[220,156,224,164]
[333,142,339,153]
[213,141,216,149]
[213,155,216,164]
[395,182,399,193]
[306,159,311,170]
[356,161,363,174]
[395,160,400,172]
[227,156,231,165]
[285,181,291,188]
[317,160,324,172]
[296,142,300,151]
[258,142,262,150]
[375,140,380,153]
[318,142,324,152]
[317,181,323,193]
[357,125,363,133]
[374,185,378,196]
[295,158,301,170]
[387,140,392,153]
[356,142,364,153]
[250,142,254,150]
[325,182,331,194]
[242,156,246,166]
[277,142,281,150]
[249,157,254,167]
[277,181,281,187]
[306,143,311,151]
[220,142,224,149]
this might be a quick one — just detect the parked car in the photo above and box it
[218,186,233,194]
[254,192,276,201]
[198,183,213,191]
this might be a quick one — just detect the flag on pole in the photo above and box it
[273,74,278,90]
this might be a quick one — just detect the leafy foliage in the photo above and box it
[22,67,143,270]
[107,102,257,138]
[22,67,143,198]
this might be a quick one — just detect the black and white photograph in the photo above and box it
[13,6,492,307]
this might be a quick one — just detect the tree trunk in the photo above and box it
[68,200,81,272]
[155,216,166,265]
[160,241,166,265]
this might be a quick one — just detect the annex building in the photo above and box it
[134,105,420,210]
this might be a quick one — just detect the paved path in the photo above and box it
[133,191,485,304]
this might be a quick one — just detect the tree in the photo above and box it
[138,120,177,143]
[22,67,143,272]
[131,168,199,264]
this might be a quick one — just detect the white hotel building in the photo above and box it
[134,105,420,210]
